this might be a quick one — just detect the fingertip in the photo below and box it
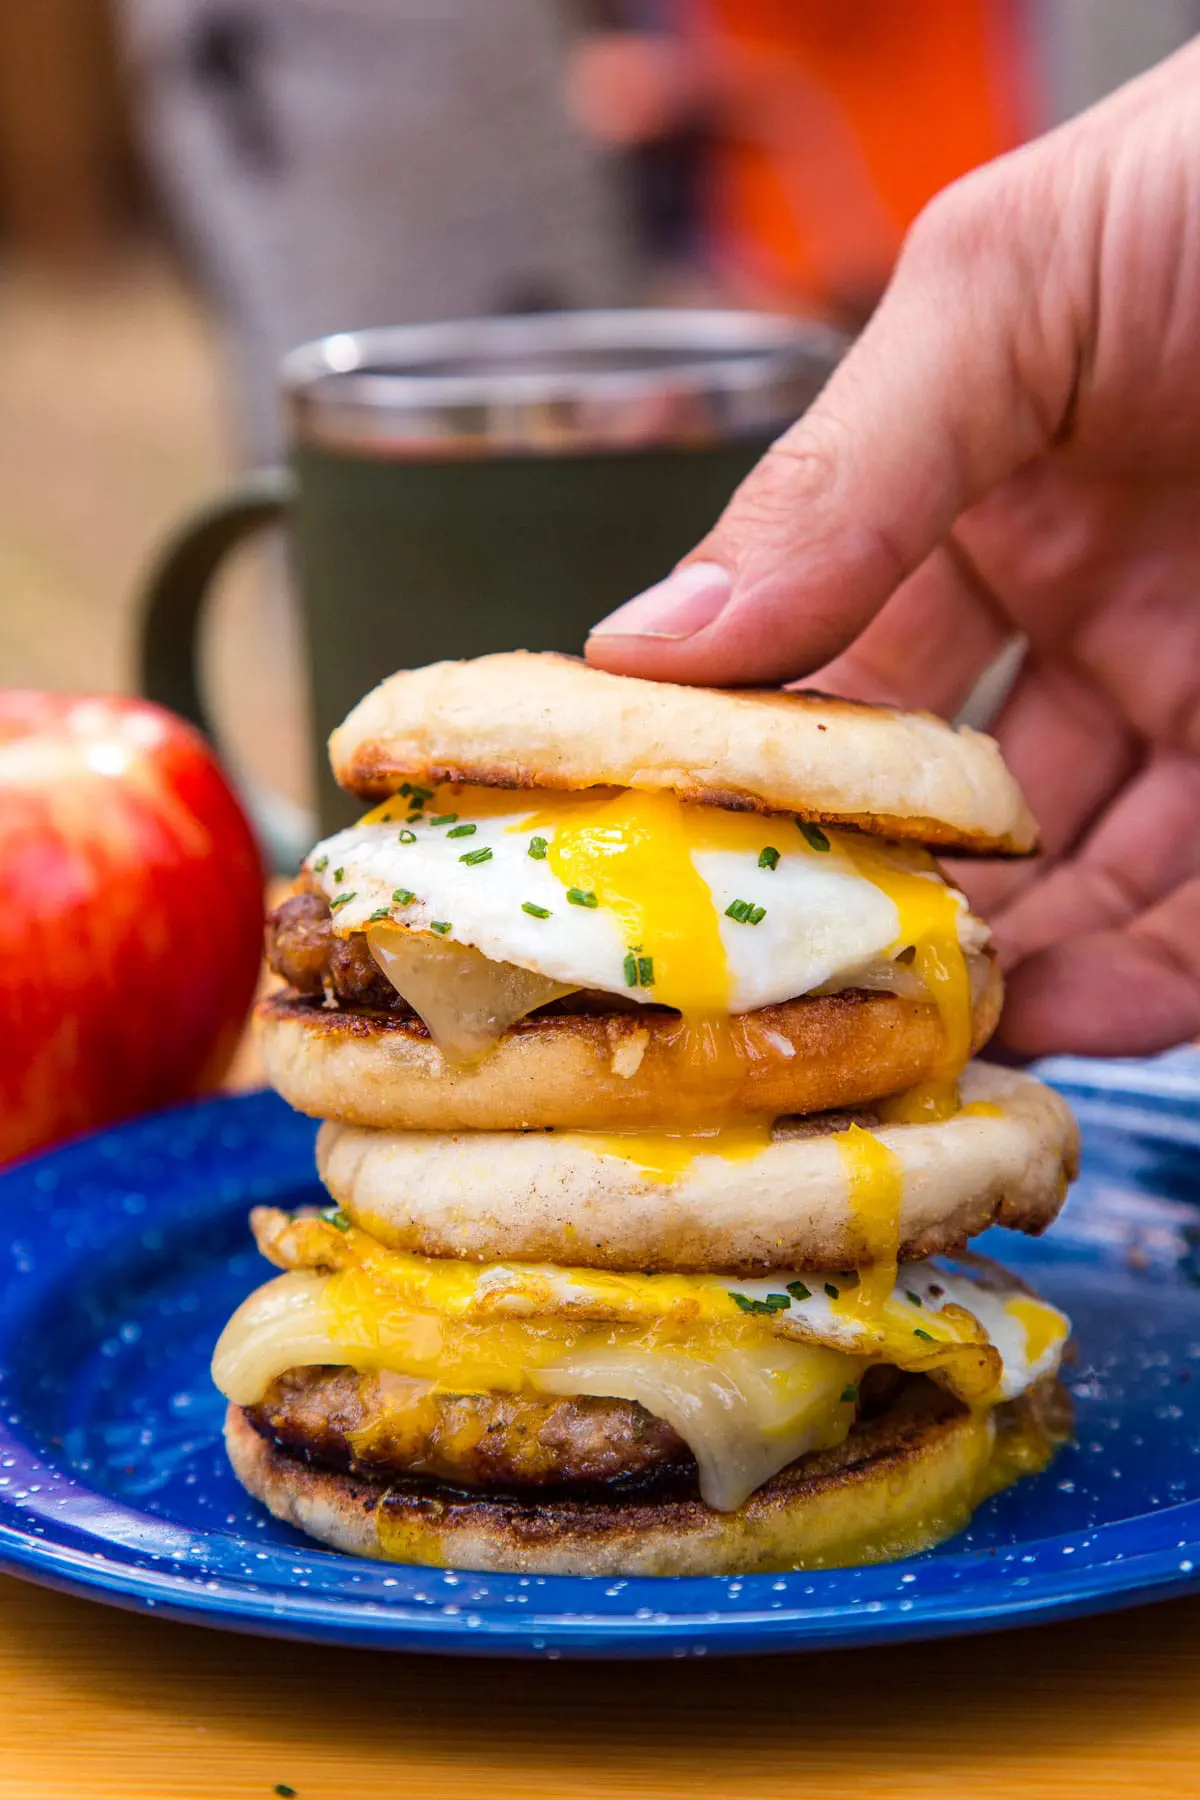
[583,630,707,680]
[588,561,732,643]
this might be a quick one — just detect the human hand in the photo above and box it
[587,42,1200,1061]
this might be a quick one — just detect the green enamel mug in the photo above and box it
[137,310,844,868]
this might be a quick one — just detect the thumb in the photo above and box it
[586,165,1082,686]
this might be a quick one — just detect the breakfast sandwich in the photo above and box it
[215,652,1077,1575]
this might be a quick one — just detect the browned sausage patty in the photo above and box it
[243,1365,904,1494]
[245,1366,693,1492]
[266,892,649,1017]
[267,892,398,1009]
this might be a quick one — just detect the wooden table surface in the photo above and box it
[3,1568,1200,1798]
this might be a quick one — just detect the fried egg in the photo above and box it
[308,785,988,1017]
[216,1220,1067,1404]
[212,1221,1069,1513]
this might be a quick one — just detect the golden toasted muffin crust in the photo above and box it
[256,960,1002,1132]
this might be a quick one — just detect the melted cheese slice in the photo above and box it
[212,1223,1069,1513]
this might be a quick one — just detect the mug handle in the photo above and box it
[137,466,312,872]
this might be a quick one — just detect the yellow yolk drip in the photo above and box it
[519,787,789,1106]
[833,1124,904,1321]
[578,1122,775,1181]
[356,786,974,1109]
[960,1101,1004,1119]
[841,836,973,1120]
[527,787,732,1013]
[1005,1294,1066,1367]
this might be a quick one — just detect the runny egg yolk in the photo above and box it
[523,788,972,1113]
[530,788,732,1014]
[578,1122,775,1181]
[1004,1294,1066,1366]
[362,784,974,1116]
[833,1124,904,1321]
[842,834,973,1122]
[521,788,767,1102]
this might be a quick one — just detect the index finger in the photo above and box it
[587,165,1072,685]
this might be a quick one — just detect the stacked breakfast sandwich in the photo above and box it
[213,652,1078,1575]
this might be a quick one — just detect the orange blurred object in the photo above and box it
[700,0,1030,313]
[0,694,263,1163]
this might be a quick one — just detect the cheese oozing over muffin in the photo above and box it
[213,1207,1069,1514]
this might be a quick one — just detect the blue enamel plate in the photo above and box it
[1,1051,1199,1659]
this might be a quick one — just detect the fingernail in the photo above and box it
[588,560,733,640]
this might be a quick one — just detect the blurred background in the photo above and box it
[3,0,1198,823]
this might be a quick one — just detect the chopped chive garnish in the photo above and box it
[567,888,598,908]
[522,901,551,919]
[329,892,355,911]
[460,846,493,865]
[320,1205,350,1233]
[397,829,417,844]
[824,1282,840,1300]
[275,1786,298,1797]
[407,812,423,824]
[786,1279,811,1302]
[840,1384,859,1404]
[725,899,766,925]
[430,920,452,935]
[730,1291,789,1316]
[333,867,345,882]
[758,846,780,870]
[392,888,415,906]
[399,783,432,802]
[798,821,831,852]
[367,906,391,922]
[312,855,328,873]
[913,1327,935,1342]
[447,822,476,839]
[637,954,654,987]
[624,952,638,987]
[431,813,457,827]
[528,835,548,860]
[906,1290,923,1307]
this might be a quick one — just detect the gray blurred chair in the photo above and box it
[119,0,640,458]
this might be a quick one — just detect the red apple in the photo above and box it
[0,692,264,1162]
